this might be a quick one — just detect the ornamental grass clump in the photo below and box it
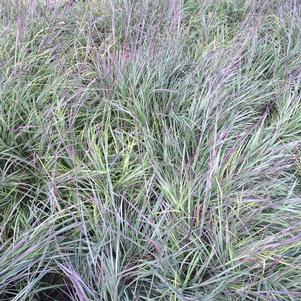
[0,0,301,300]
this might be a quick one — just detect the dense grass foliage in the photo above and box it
[1,0,301,300]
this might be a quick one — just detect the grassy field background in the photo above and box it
[1,0,301,300]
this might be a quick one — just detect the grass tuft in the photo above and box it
[1,0,301,300]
